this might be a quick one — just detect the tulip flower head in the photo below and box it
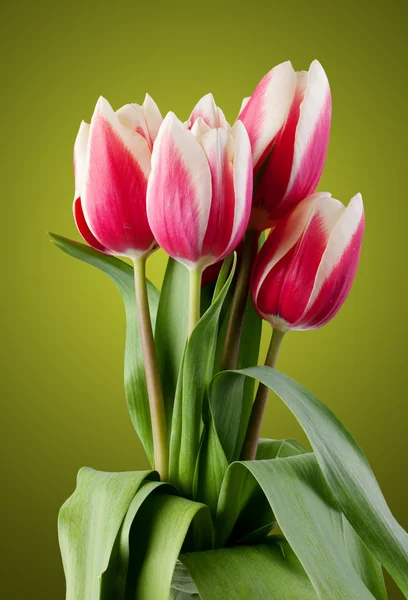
[251,192,364,331]
[239,60,331,230]
[73,94,163,258]
[146,111,253,271]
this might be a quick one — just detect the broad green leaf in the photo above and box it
[182,537,318,600]
[211,366,407,594]
[58,467,156,600]
[169,255,236,497]
[215,438,307,547]
[101,480,174,599]
[228,366,408,596]
[238,454,383,599]
[127,493,214,600]
[49,234,159,464]
[154,258,189,426]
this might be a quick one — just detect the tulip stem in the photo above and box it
[188,267,202,337]
[240,328,285,461]
[221,230,260,371]
[133,257,168,481]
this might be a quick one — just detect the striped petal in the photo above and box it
[238,61,297,167]
[146,112,212,268]
[297,193,365,329]
[81,96,154,258]
[189,93,230,130]
[279,60,332,217]
[225,120,253,256]
[197,122,252,265]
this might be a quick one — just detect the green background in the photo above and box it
[1,0,407,597]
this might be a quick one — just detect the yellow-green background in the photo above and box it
[1,0,406,597]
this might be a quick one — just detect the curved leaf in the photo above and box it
[58,467,156,600]
[226,454,383,599]
[212,366,408,595]
[169,255,236,497]
[127,493,214,600]
[182,538,318,600]
[101,480,174,598]
[49,233,159,464]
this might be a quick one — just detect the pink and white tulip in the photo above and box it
[251,192,364,331]
[239,60,331,230]
[73,94,163,258]
[146,112,253,271]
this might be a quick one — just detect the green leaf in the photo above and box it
[214,438,307,547]
[192,397,228,517]
[58,467,156,600]
[49,234,159,464]
[169,255,236,497]
[154,258,189,426]
[214,366,408,595]
[229,454,384,599]
[181,537,318,600]
[101,480,174,599]
[127,493,214,600]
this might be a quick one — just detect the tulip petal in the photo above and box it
[147,112,212,267]
[280,61,332,215]
[143,93,163,142]
[225,121,253,255]
[239,61,297,167]
[191,116,212,139]
[73,121,90,201]
[190,93,230,130]
[82,97,154,257]
[298,194,365,328]
[73,197,107,253]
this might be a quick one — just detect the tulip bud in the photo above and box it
[146,112,253,271]
[251,192,364,331]
[239,60,331,230]
[73,94,163,258]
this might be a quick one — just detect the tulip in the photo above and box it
[239,60,331,230]
[73,94,163,258]
[73,95,169,481]
[147,112,253,273]
[251,192,365,331]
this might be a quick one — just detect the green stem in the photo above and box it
[240,328,285,461]
[188,267,202,337]
[133,257,168,481]
[221,230,259,371]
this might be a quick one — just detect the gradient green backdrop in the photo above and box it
[1,0,407,597]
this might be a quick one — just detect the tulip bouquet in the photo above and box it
[51,60,408,600]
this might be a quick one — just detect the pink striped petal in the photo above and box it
[189,93,230,130]
[296,194,364,329]
[224,121,253,256]
[238,61,297,167]
[73,121,90,202]
[147,112,212,268]
[82,97,155,258]
[73,197,107,253]
[198,128,235,261]
[278,60,332,218]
